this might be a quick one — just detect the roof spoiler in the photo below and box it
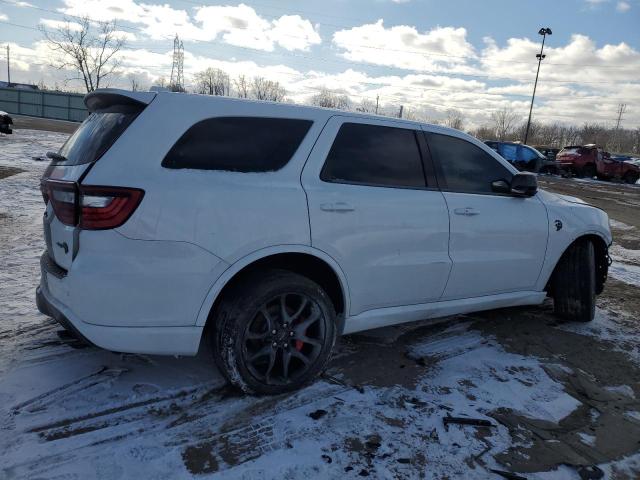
[84,89,156,113]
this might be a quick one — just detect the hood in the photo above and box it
[541,190,588,205]
[553,193,588,205]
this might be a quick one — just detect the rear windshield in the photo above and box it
[55,110,140,166]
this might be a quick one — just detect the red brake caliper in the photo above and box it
[295,337,304,351]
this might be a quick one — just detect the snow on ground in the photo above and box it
[1,130,639,479]
[609,244,640,287]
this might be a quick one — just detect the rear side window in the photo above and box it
[56,110,140,166]
[162,117,312,172]
[427,133,512,194]
[321,123,426,188]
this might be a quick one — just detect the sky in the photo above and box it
[0,0,639,128]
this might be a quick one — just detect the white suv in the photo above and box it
[37,89,612,394]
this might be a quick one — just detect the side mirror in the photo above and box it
[491,173,538,196]
[510,172,538,197]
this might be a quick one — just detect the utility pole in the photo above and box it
[375,94,379,115]
[524,27,552,145]
[6,44,10,86]
[613,103,627,151]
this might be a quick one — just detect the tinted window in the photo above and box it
[519,146,541,161]
[56,111,140,165]
[427,133,512,194]
[321,123,425,188]
[499,143,518,161]
[162,117,312,172]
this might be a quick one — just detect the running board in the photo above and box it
[342,291,546,334]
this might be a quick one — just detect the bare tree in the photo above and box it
[250,77,286,101]
[234,74,250,98]
[490,107,519,141]
[40,16,126,93]
[194,68,230,96]
[309,88,351,110]
[129,74,141,92]
[356,98,377,113]
[444,109,464,130]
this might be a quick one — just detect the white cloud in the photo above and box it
[333,20,477,74]
[40,18,83,31]
[480,34,640,84]
[269,15,320,51]
[616,1,631,12]
[0,12,8,21]
[4,0,34,7]
[57,0,321,51]
[110,30,137,42]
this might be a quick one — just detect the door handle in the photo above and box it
[453,207,480,216]
[320,202,355,213]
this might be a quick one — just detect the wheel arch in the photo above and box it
[195,245,350,333]
[546,233,609,295]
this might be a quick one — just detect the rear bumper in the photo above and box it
[36,285,93,345]
[36,273,204,356]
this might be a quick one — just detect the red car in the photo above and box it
[556,144,639,184]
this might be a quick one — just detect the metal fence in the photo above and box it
[0,87,88,122]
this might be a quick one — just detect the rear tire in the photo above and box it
[623,171,639,184]
[552,239,596,322]
[212,270,337,395]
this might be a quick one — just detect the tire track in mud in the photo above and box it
[3,380,349,479]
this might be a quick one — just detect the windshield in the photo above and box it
[55,111,139,166]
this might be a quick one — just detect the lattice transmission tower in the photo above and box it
[169,34,184,92]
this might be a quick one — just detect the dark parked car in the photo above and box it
[0,111,12,134]
[484,141,558,173]
[534,146,560,162]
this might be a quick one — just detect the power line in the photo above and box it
[2,0,638,70]
[2,28,638,110]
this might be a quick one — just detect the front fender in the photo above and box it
[535,190,611,291]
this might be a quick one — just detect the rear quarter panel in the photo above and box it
[83,94,331,264]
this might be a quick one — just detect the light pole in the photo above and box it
[524,27,552,145]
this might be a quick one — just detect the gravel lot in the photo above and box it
[1,129,639,479]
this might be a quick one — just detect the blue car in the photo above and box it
[484,141,551,173]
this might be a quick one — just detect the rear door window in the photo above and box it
[162,117,313,172]
[427,133,513,194]
[320,123,426,188]
[56,110,141,165]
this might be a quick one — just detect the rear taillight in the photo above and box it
[79,186,144,230]
[44,180,78,226]
[41,180,144,230]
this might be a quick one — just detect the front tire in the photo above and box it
[213,270,337,395]
[552,239,596,322]
[623,171,639,184]
[582,164,597,179]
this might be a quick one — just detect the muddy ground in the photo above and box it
[1,130,639,479]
